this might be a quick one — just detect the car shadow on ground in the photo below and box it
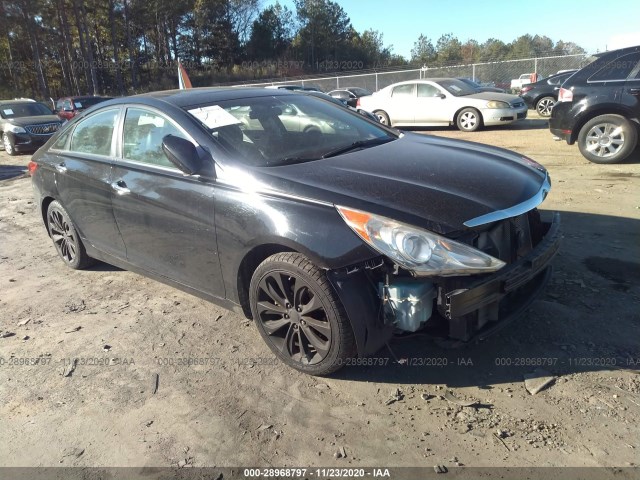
[331,210,640,386]
[0,164,27,181]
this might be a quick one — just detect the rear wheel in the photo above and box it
[3,133,17,156]
[46,201,95,269]
[373,110,390,126]
[456,108,482,132]
[577,114,637,164]
[249,252,355,376]
[535,96,555,117]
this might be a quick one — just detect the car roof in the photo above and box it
[123,87,294,108]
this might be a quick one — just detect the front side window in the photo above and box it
[417,83,441,97]
[392,84,415,97]
[122,108,188,168]
[589,52,640,82]
[69,108,119,156]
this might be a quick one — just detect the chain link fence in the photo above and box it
[236,53,596,93]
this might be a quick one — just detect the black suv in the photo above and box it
[520,70,577,117]
[0,100,62,156]
[549,45,640,163]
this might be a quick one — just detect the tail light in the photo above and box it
[27,161,38,176]
[356,98,361,107]
[520,85,533,94]
[558,87,573,103]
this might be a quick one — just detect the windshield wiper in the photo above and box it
[321,136,395,159]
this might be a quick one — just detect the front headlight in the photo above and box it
[337,206,505,276]
[486,100,510,109]
[5,124,26,134]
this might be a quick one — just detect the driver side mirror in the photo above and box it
[162,135,201,175]
[437,93,446,99]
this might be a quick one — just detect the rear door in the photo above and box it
[388,83,416,124]
[110,106,224,296]
[51,107,126,258]
[623,53,640,117]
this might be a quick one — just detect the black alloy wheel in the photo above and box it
[249,252,355,375]
[46,201,95,269]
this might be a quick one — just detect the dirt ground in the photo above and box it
[1,112,639,475]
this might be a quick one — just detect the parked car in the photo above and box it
[55,96,113,121]
[0,100,62,156]
[510,73,534,91]
[358,78,527,131]
[30,87,559,375]
[520,70,577,117]
[328,87,373,107]
[301,90,380,122]
[456,78,505,93]
[264,85,322,92]
[550,45,640,164]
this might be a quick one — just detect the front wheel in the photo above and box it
[577,114,637,164]
[373,110,390,126]
[535,96,555,117]
[456,108,482,132]
[3,133,17,156]
[249,252,356,376]
[46,201,95,269]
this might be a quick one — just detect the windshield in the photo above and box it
[434,79,478,97]
[0,102,52,119]
[184,94,396,167]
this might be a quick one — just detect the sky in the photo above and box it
[270,0,640,59]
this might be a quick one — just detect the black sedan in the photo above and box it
[30,88,560,375]
[520,70,577,117]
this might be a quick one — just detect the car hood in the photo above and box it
[6,115,61,127]
[465,92,522,104]
[247,133,549,235]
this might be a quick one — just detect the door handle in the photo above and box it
[54,162,67,173]
[111,180,130,195]
[629,88,640,95]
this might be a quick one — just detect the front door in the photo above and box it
[110,106,224,296]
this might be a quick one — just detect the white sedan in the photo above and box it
[358,78,528,131]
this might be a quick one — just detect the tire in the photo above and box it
[456,107,482,132]
[249,252,356,376]
[46,201,95,269]
[3,132,17,156]
[535,96,555,117]
[373,110,390,126]
[577,114,638,164]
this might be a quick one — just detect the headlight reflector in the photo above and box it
[486,100,510,109]
[337,206,505,276]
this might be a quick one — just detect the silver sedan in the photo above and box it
[358,78,528,131]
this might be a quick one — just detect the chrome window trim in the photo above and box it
[463,173,551,228]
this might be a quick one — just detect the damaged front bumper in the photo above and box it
[440,211,561,341]
[328,211,561,357]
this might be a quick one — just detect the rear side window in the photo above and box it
[69,108,119,156]
[392,84,415,97]
[589,52,640,82]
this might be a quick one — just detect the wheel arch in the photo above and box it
[453,106,484,126]
[40,196,57,232]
